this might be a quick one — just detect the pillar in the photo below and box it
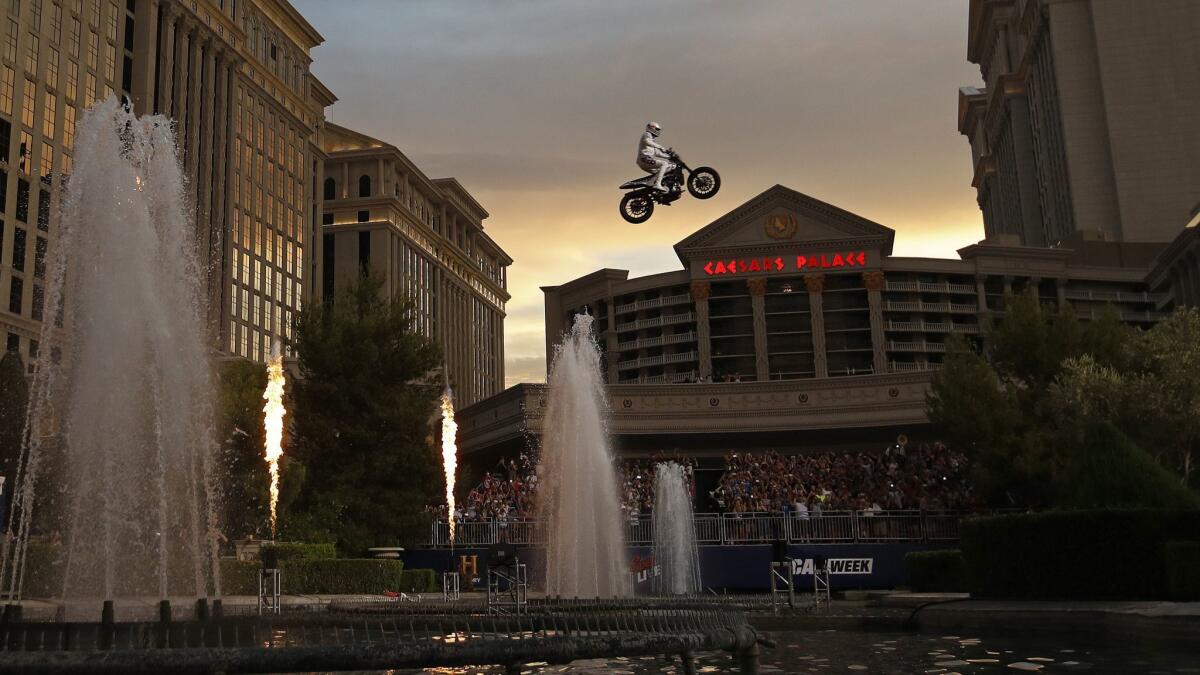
[185,30,203,206]
[171,18,190,119]
[805,274,827,378]
[605,297,619,383]
[975,274,988,312]
[747,277,769,382]
[691,281,711,381]
[863,271,887,375]
[212,51,233,347]
[155,2,175,114]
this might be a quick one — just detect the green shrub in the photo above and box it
[260,542,337,562]
[961,509,1200,600]
[905,549,967,593]
[1165,541,1200,601]
[399,569,437,593]
[1055,422,1200,510]
[219,558,406,595]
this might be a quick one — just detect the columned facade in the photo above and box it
[320,123,511,407]
[543,185,1169,387]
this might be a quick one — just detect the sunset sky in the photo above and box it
[293,0,985,386]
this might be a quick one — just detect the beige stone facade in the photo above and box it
[0,0,333,368]
[959,0,1200,246]
[321,123,511,407]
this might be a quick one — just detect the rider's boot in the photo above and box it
[654,164,670,192]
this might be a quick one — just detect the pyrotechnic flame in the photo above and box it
[263,348,286,539]
[440,388,458,545]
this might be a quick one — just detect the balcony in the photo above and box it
[616,312,695,332]
[1076,308,1167,323]
[888,361,943,373]
[887,340,947,353]
[885,320,980,334]
[883,300,977,314]
[1064,289,1168,305]
[617,331,697,351]
[617,351,699,371]
[885,281,976,294]
[620,371,698,385]
[615,293,692,315]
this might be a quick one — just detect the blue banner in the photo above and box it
[403,542,950,591]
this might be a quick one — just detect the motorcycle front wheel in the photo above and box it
[688,167,721,199]
[620,192,655,224]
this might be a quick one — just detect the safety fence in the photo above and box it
[431,510,963,547]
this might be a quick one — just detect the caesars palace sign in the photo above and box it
[702,251,869,277]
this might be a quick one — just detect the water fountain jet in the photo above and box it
[653,461,701,595]
[536,313,628,598]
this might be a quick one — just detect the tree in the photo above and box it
[285,275,443,554]
[1051,308,1200,490]
[214,359,270,540]
[927,292,1135,507]
[0,351,29,523]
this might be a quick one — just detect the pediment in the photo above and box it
[674,185,895,262]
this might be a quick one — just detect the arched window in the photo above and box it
[323,177,336,201]
[358,174,371,198]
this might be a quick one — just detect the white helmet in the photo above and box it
[646,122,662,137]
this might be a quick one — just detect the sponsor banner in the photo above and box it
[405,543,948,591]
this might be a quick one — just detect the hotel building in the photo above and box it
[958,0,1200,247]
[0,0,333,368]
[458,185,1168,469]
[320,123,511,407]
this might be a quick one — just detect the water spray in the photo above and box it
[263,345,286,539]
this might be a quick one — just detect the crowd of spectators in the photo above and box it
[617,455,697,519]
[712,442,975,514]
[447,441,975,521]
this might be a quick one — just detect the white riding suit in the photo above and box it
[637,131,674,191]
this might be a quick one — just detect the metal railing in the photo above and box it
[615,293,693,315]
[429,510,963,547]
[617,331,696,351]
[615,312,695,332]
[617,350,698,370]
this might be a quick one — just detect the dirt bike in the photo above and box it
[618,149,720,223]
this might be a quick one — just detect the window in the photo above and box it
[15,177,28,220]
[5,332,17,352]
[358,231,370,273]
[25,33,38,75]
[37,143,48,182]
[17,131,29,173]
[0,122,8,166]
[33,234,44,276]
[323,176,335,200]
[36,185,48,227]
[42,91,55,138]
[0,66,12,115]
[21,85,33,127]
[8,275,21,313]
[356,210,368,223]
[68,17,79,58]
[62,104,74,145]
[30,282,41,319]
[11,224,24,269]
[45,46,58,89]
[358,174,370,198]
[321,212,332,225]
[65,60,75,100]
[3,19,15,63]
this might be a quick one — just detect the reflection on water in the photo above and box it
[402,629,1200,674]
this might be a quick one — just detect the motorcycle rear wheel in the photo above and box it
[688,167,721,199]
[620,193,655,224]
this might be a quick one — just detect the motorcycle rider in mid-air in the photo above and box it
[637,122,674,192]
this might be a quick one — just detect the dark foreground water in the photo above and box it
[395,629,1200,674]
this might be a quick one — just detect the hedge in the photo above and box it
[221,559,409,595]
[399,569,438,593]
[960,509,1200,600]
[904,549,967,593]
[260,542,337,562]
[1165,541,1200,602]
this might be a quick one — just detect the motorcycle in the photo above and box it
[618,149,721,223]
